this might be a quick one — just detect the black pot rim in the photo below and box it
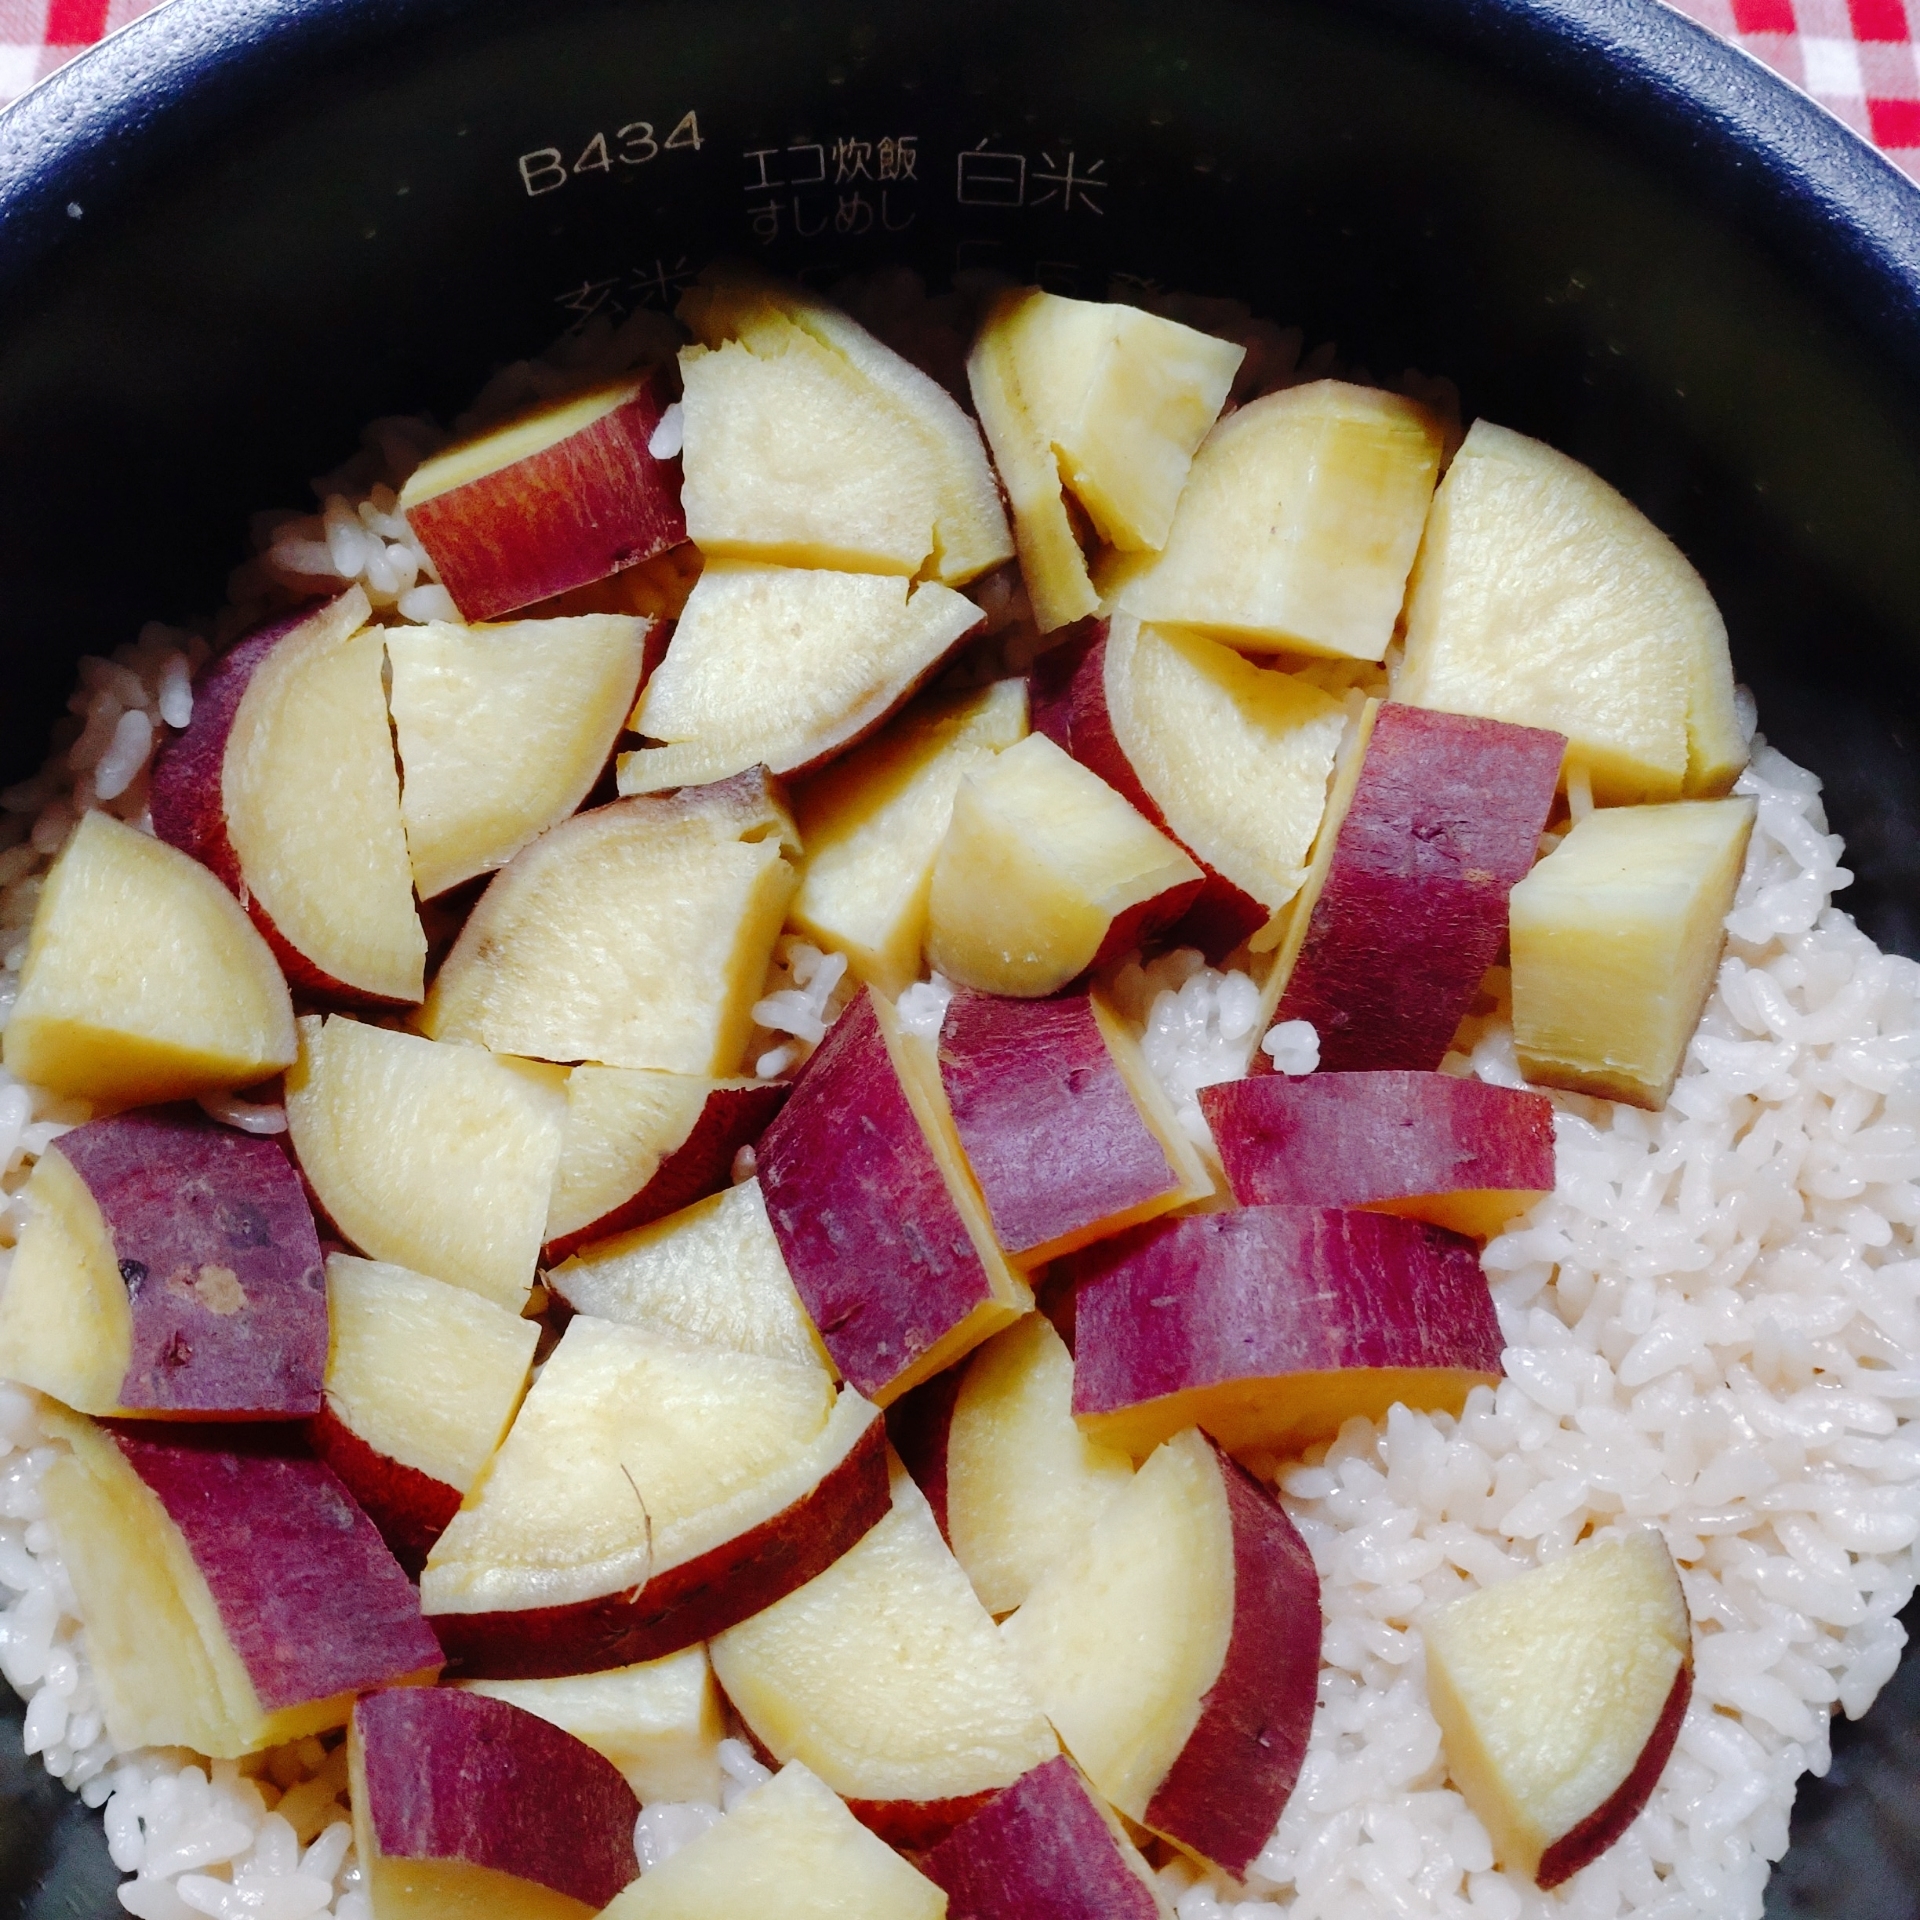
[1,0,1918,327]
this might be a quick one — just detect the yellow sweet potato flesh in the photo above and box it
[387,614,646,899]
[946,1315,1134,1615]
[3,812,295,1104]
[708,1463,1054,1805]
[460,1645,726,1805]
[926,735,1200,997]
[789,678,1028,995]
[421,1318,838,1615]
[324,1255,538,1492]
[1106,380,1441,661]
[285,1016,566,1310]
[1000,1428,1232,1823]
[679,321,941,576]
[1394,421,1746,803]
[1422,1530,1690,1883]
[225,620,424,1001]
[617,563,981,792]
[966,292,1100,633]
[0,1149,132,1414]
[1006,290,1243,552]
[419,781,798,1077]
[602,1761,945,1920]
[548,1180,829,1373]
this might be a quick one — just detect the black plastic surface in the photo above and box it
[0,0,1917,1913]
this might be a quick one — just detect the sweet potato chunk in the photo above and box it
[41,1407,440,1757]
[1070,1206,1503,1457]
[756,991,1030,1405]
[1201,1070,1554,1240]
[1509,797,1755,1108]
[0,1105,325,1418]
[420,771,799,1077]
[350,1688,642,1918]
[4,811,295,1105]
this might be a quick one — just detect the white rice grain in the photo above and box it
[894,974,955,1042]
[1262,1019,1321,1076]
[633,1800,720,1870]
[267,489,438,617]
[157,654,194,731]
[195,1091,289,1137]
[396,584,459,625]
[746,937,855,1078]
[95,710,153,801]
[647,402,685,461]
[1108,949,1265,1147]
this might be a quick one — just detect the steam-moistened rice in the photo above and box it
[748,937,854,1079]
[1139,733,1920,1920]
[0,286,1914,1919]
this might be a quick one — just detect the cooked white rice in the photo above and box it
[748,936,854,1080]
[0,277,1910,1915]
[1142,732,1920,1920]
[2,704,1913,1917]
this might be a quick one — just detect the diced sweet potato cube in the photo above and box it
[927,735,1202,999]
[1258,702,1564,1073]
[617,562,982,792]
[0,1105,325,1418]
[349,1688,642,1917]
[307,1254,538,1573]
[1104,380,1443,661]
[547,1178,827,1372]
[1394,420,1747,802]
[544,1069,787,1263]
[285,1015,566,1311]
[1509,797,1756,1109]
[789,678,1028,995]
[937,987,1210,1263]
[708,1460,1055,1847]
[3,811,295,1105]
[41,1406,440,1757]
[419,771,799,1077]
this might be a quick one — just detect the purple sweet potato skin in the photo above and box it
[920,1754,1163,1919]
[1071,1206,1502,1419]
[938,989,1178,1258]
[111,1424,442,1708]
[757,992,995,1400]
[1145,1443,1321,1876]
[1201,1071,1554,1211]
[1268,704,1565,1072]
[406,373,686,622]
[305,1405,462,1579]
[56,1105,327,1417]
[355,1689,640,1907]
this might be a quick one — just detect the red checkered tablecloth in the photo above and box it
[0,0,156,105]
[0,0,1914,176]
